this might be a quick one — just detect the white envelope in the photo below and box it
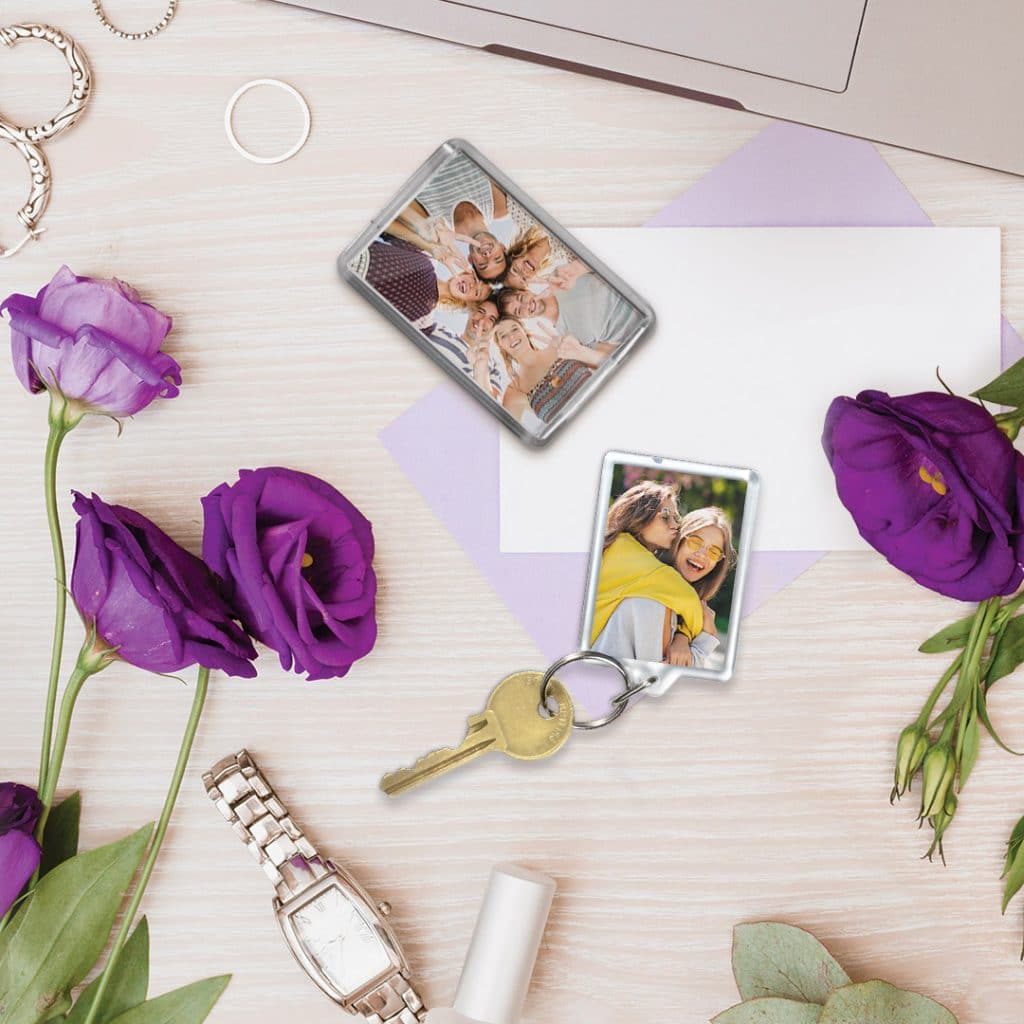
[499,227,1001,553]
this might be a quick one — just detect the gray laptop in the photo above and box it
[273,0,1024,175]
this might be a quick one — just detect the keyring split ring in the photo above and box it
[541,650,649,731]
[0,134,51,259]
[224,79,311,166]
[0,24,92,143]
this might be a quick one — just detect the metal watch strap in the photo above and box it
[203,749,330,902]
[202,750,427,1023]
[352,976,427,1024]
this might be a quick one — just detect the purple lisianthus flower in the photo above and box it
[71,492,257,677]
[0,782,42,918]
[3,266,180,417]
[202,468,377,681]
[823,389,1024,600]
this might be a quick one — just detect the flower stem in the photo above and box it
[920,651,964,728]
[931,598,1000,728]
[37,397,74,794]
[80,667,211,1024]
[995,591,1024,626]
[34,659,91,844]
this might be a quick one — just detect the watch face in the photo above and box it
[288,884,394,997]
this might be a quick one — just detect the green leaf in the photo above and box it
[713,997,822,1024]
[1002,829,1024,913]
[919,616,975,654]
[972,358,1024,406]
[975,697,1024,757]
[819,980,957,1023]
[40,991,72,1020]
[732,924,850,1004]
[39,792,81,878]
[956,710,981,789]
[984,616,1024,687]
[66,917,150,1024]
[1004,814,1024,876]
[105,976,230,1024]
[0,824,152,1024]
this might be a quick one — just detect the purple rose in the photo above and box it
[823,390,1024,600]
[71,493,257,677]
[0,782,42,918]
[3,266,180,417]
[202,468,377,680]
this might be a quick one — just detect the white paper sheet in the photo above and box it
[499,227,1001,553]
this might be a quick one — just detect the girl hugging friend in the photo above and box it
[591,481,737,670]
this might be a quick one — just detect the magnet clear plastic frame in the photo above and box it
[581,451,760,690]
[338,139,655,447]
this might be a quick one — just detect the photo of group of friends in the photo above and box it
[588,461,751,675]
[347,147,646,434]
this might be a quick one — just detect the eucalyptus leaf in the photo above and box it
[1001,831,1024,913]
[984,616,1024,688]
[733,924,850,1004]
[104,975,230,1024]
[0,824,152,1024]
[919,616,974,654]
[66,917,150,1024]
[819,980,957,1024]
[713,997,822,1024]
[972,358,1024,406]
[39,792,81,878]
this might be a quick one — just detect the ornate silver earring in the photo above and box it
[0,24,92,257]
[0,132,51,259]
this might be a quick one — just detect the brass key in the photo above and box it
[380,671,574,797]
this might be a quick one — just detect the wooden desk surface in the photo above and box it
[4,2,1024,1020]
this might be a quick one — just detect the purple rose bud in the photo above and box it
[0,782,42,918]
[71,492,257,678]
[823,390,1024,601]
[3,266,181,418]
[202,468,377,681]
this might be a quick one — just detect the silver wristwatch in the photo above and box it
[203,750,427,1022]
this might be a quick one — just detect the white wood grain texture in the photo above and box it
[3,2,1024,1021]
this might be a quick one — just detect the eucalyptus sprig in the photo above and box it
[713,922,957,1024]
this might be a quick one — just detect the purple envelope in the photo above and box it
[381,122,1019,701]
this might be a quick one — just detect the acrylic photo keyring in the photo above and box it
[581,451,760,690]
[338,139,654,447]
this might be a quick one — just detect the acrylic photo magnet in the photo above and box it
[338,139,655,447]
[581,451,760,690]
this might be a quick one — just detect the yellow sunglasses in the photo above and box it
[680,534,724,564]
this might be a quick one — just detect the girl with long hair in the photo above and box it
[493,316,606,425]
[591,486,737,669]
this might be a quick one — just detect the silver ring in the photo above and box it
[224,79,311,166]
[0,24,92,143]
[540,650,641,731]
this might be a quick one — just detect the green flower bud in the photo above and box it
[935,790,958,830]
[926,791,959,863]
[919,742,956,821]
[995,410,1024,442]
[892,724,930,801]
